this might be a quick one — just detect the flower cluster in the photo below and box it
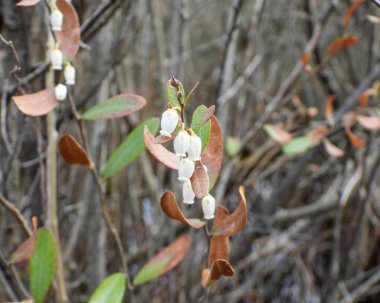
[49,1,76,101]
[160,101,216,220]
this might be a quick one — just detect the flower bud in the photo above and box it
[174,130,190,156]
[51,49,63,70]
[50,8,63,32]
[55,84,67,101]
[178,158,195,182]
[201,194,215,220]
[160,109,179,137]
[182,180,195,204]
[187,134,202,161]
[64,64,76,86]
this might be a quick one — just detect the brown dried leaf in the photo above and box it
[201,116,223,188]
[300,52,311,65]
[342,112,357,128]
[328,37,345,56]
[359,88,376,107]
[210,259,235,281]
[10,217,38,264]
[56,0,81,59]
[343,36,359,48]
[325,95,335,123]
[323,139,345,158]
[190,161,209,198]
[263,124,293,144]
[212,186,247,237]
[12,89,58,116]
[344,0,365,27]
[209,206,230,267]
[306,126,330,145]
[144,126,180,170]
[201,269,211,288]
[367,15,380,25]
[16,0,40,6]
[160,191,205,229]
[356,115,380,130]
[345,127,365,149]
[59,134,91,166]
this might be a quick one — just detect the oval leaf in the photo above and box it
[226,136,241,157]
[82,93,147,120]
[144,126,180,170]
[212,186,247,237]
[191,105,212,151]
[89,273,126,303]
[29,228,57,303]
[201,116,223,190]
[133,235,192,286]
[325,95,335,123]
[263,124,293,144]
[160,191,205,229]
[10,217,38,264]
[59,134,91,166]
[209,206,230,267]
[13,89,58,116]
[323,139,345,158]
[190,161,209,198]
[16,0,40,6]
[282,136,313,155]
[101,118,159,179]
[56,0,81,59]
[356,115,380,130]
[306,126,330,144]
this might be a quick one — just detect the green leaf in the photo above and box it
[191,105,211,151]
[166,78,186,107]
[101,118,159,179]
[282,136,313,155]
[29,228,57,303]
[89,273,126,303]
[82,93,146,120]
[226,136,241,157]
[133,259,168,286]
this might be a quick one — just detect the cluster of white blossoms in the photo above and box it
[49,1,76,101]
[160,108,216,220]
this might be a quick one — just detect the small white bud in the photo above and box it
[55,84,67,101]
[174,130,190,156]
[201,194,215,220]
[187,135,202,161]
[51,49,63,70]
[50,8,63,32]
[178,158,195,182]
[160,109,179,137]
[64,64,76,86]
[182,180,195,204]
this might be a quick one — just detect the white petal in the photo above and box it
[55,84,67,101]
[50,9,63,32]
[182,181,195,204]
[202,194,215,220]
[174,131,190,156]
[178,158,195,182]
[188,135,202,161]
[64,64,76,86]
[160,109,178,137]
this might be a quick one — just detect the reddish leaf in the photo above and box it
[323,139,345,158]
[56,0,81,59]
[344,0,365,27]
[160,191,205,229]
[325,95,335,123]
[342,112,357,128]
[16,0,40,6]
[359,88,376,107]
[190,161,209,198]
[152,134,176,144]
[201,269,211,288]
[300,52,311,65]
[10,217,38,264]
[343,36,359,48]
[367,15,380,25]
[328,37,345,56]
[133,235,192,285]
[201,116,223,189]
[356,115,380,130]
[306,126,330,144]
[263,124,293,144]
[212,186,247,237]
[59,134,91,166]
[209,206,230,267]
[144,126,180,170]
[209,259,235,281]
[345,127,365,148]
[12,89,58,116]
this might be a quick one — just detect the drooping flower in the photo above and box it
[160,109,179,137]
[51,48,63,70]
[187,134,202,161]
[50,8,63,32]
[201,194,215,220]
[64,63,76,86]
[178,158,195,182]
[182,180,195,204]
[174,130,190,156]
[55,84,67,101]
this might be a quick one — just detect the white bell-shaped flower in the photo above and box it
[64,64,76,86]
[182,180,195,204]
[178,158,195,182]
[50,8,63,32]
[160,109,179,137]
[51,49,63,70]
[187,134,202,161]
[55,84,67,101]
[201,194,215,220]
[174,130,190,156]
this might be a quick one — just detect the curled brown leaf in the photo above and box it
[190,161,209,198]
[59,134,91,166]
